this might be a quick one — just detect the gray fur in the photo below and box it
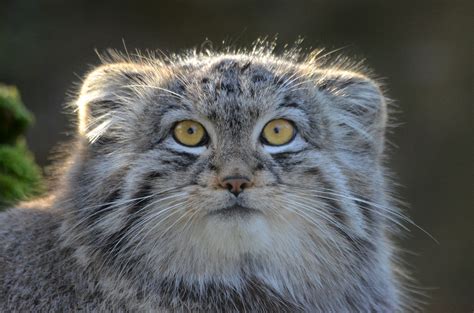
[1,46,412,312]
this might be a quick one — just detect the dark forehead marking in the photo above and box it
[240,61,251,73]
[216,81,242,95]
[142,78,195,135]
[212,59,239,72]
[164,78,189,97]
[251,74,267,83]
[278,102,301,109]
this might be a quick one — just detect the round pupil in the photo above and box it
[273,126,280,134]
[187,127,195,135]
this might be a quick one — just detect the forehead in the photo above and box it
[166,57,305,126]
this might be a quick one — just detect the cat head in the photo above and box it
[61,49,393,296]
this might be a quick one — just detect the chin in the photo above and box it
[202,212,272,252]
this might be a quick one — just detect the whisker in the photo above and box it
[62,195,154,233]
[63,191,188,261]
[29,193,178,264]
[142,200,200,273]
[127,84,185,100]
[278,183,438,243]
[107,194,189,256]
[274,196,347,255]
[101,200,189,277]
[285,186,411,231]
[115,200,193,278]
[67,185,181,216]
[62,186,185,240]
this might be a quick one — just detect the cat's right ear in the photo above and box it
[75,63,153,144]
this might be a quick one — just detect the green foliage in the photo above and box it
[0,84,43,209]
[0,85,34,145]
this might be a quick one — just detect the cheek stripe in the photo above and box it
[257,155,282,184]
[100,215,140,270]
[85,188,122,226]
[317,175,376,254]
[320,179,347,227]
[189,158,211,186]
[127,172,161,214]
[355,197,375,229]
[305,168,363,249]
[99,172,162,266]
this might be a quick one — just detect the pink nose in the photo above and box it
[219,176,252,196]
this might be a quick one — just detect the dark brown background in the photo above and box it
[1,0,472,311]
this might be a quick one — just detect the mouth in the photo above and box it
[209,204,260,217]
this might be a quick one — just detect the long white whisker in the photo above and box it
[285,186,411,231]
[116,201,192,279]
[64,189,187,244]
[102,200,189,277]
[62,195,155,236]
[127,84,185,100]
[279,183,437,243]
[107,193,189,255]
[281,196,347,232]
[124,198,188,245]
[275,196,347,254]
[142,200,200,272]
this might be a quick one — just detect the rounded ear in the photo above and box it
[76,63,153,144]
[316,70,388,156]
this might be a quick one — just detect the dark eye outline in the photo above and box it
[260,119,297,146]
[172,120,210,148]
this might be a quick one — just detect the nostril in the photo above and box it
[219,176,253,196]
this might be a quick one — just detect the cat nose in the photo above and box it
[219,176,253,197]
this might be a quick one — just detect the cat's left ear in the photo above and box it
[316,70,388,156]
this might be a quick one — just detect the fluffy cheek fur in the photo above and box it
[91,154,358,286]
[115,201,352,294]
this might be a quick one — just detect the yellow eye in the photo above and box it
[173,120,208,147]
[261,119,295,146]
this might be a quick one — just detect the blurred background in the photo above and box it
[0,0,472,311]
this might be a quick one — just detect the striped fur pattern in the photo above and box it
[0,47,410,312]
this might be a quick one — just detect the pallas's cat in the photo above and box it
[0,48,411,312]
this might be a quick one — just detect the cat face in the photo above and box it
[65,53,389,284]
